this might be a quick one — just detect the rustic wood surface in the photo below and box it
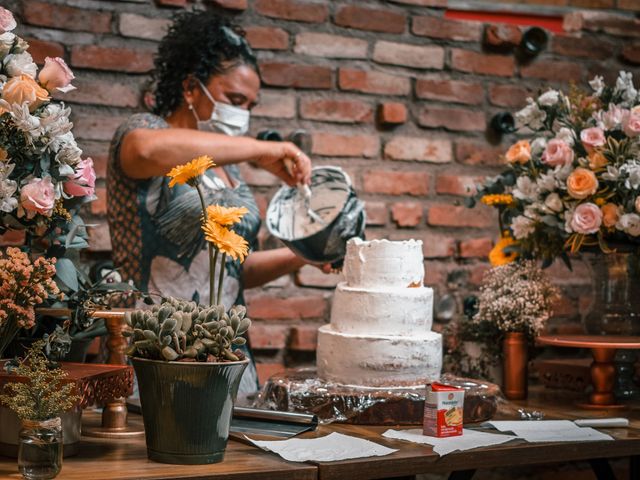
[0,387,638,479]
[0,413,317,480]
[309,386,640,480]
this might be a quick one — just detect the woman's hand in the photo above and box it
[254,141,311,186]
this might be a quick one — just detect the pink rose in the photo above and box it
[541,139,574,167]
[0,7,16,34]
[38,57,76,93]
[64,158,96,197]
[623,112,640,137]
[20,177,55,217]
[580,127,606,151]
[570,203,603,234]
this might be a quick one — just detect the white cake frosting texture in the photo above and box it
[317,238,442,387]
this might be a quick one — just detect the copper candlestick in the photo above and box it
[83,310,144,438]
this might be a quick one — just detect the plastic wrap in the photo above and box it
[254,368,502,425]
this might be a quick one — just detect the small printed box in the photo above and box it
[423,382,464,438]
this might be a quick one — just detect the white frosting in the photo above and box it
[331,283,433,335]
[344,238,424,288]
[316,238,442,387]
[317,326,442,387]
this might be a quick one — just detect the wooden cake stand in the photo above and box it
[537,334,640,409]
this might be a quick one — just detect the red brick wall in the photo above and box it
[8,0,640,383]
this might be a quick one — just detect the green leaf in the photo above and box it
[55,257,79,292]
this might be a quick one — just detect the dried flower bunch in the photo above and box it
[473,260,558,338]
[0,247,60,357]
[127,156,251,363]
[0,340,78,421]
[0,7,96,237]
[470,72,640,267]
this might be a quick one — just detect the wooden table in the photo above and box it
[0,388,638,480]
[537,335,640,408]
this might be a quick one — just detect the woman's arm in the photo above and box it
[119,128,311,186]
[241,248,306,289]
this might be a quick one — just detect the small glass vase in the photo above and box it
[583,252,640,335]
[18,418,63,480]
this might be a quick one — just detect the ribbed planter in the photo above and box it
[132,357,248,465]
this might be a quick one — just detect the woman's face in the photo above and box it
[188,64,260,122]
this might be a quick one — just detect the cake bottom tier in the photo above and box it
[316,325,442,387]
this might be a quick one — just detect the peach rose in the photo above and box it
[20,177,55,217]
[601,203,621,228]
[636,197,640,214]
[0,7,16,34]
[580,127,606,151]
[1,74,50,113]
[64,158,96,197]
[567,167,598,200]
[570,203,602,234]
[588,151,608,170]
[541,139,574,167]
[623,111,640,137]
[38,57,76,93]
[505,140,531,164]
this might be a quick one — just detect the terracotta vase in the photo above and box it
[502,332,528,400]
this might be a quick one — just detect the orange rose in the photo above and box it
[601,203,621,228]
[1,74,49,112]
[588,151,608,170]
[505,140,531,164]
[567,167,598,200]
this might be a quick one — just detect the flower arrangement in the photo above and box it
[0,6,95,238]
[471,71,640,267]
[0,340,78,421]
[473,260,558,339]
[125,156,251,362]
[0,247,60,358]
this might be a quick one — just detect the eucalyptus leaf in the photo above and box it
[54,257,79,292]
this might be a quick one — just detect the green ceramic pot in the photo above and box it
[132,357,249,464]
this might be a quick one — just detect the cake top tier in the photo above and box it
[344,238,424,288]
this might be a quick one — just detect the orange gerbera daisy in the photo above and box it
[202,220,249,263]
[488,235,519,267]
[166,155,215,187]
[206,205,249,226]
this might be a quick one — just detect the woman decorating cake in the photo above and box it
[107,10,330,395]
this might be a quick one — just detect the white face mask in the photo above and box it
[191,79,250,137]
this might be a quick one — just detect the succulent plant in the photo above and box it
[124,297,251,362]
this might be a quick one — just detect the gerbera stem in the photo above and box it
[217,253,226,307]
[195,183,216,306]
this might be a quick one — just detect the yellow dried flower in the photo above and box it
[206,205,248,226]
[166,155,215,187]
[489,235,519,267]
[202,219,249,263]
[481,194,514,207]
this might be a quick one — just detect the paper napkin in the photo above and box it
[247,432,398,462]
[482,420,614,442]
[382,429,518,457]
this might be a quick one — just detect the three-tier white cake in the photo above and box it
[316,238,442,387]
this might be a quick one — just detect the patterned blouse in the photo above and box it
[107,113,261,394]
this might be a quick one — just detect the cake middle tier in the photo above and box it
[317,325,442,387]
[330,283,434,335]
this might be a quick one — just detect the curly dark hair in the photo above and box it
[152,10,258,117]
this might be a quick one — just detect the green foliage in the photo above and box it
[0,340,79,421]
[124,297,250,362]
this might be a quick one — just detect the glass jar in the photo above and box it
[583,252,640,335]
[18,418,63,480]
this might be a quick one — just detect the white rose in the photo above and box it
[616,213,640,236]
[516,99,547,130]
[511,215,536,239]
[530,137,547,156]
[513,176,540,201]
[555,127,575,146]
[544,192,563,213]
[0,32,14,58]
[536,172,557,192]
[538,89,559,107]
[4,52,37,78]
